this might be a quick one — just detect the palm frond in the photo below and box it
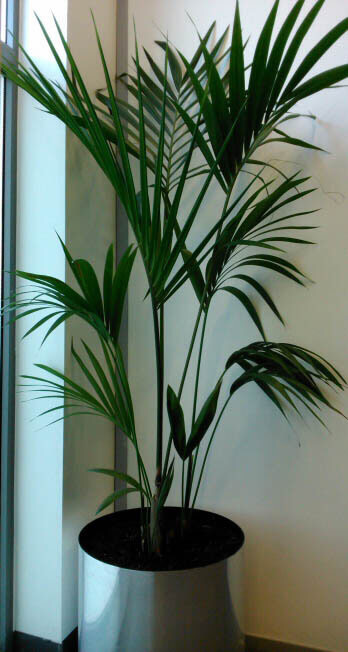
[5,238,136,348]
[226,341,346,426]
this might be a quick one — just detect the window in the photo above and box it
[0,1,19,649]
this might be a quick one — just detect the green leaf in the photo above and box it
[91,13,139,225]
[134,30,153,258]
[167,386,186,459]
[143,47,176,98]
[149,47,168,268]
[259,0,305,124]
[157,97,244,294]
[71,342,114,414]
[233,174,312,241]
[41,311,73,345]
[32,364,113,416]
[81,340,116,410]
[185,382,222,458]
[226,340,346,426]
[187,21,216,74]
[158,459,174,510]
[21,311,62,340]
[15,271,89,311]
[266,0,325,115]
[222,286,266,340]
[235,358,288,419]
[229,1,246,165]
[200,37,231,168]
[156,41,183,91]
[181,248,206,307]
[72,258,104,319]
[287,65,348,102]
[242,253,307,278]
[159,173,271,304]
[177,49,231,183]
[237,259,306,286]
[281,17,348,100]
[110,246,137,343]
[57,233,90,291]
[269,128,327,153]
[245,0,279,148]
[258,236,315,246]
[100,340,133,435]
[231,274,284,325]
[103,244,114,329]
[170,97,227,191]
[96,488,138,514]
[89,468,149,497]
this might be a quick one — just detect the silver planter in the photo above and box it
[78,508,245,652]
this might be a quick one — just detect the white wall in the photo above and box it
[127,2,348,650]
[15,0,68,641]
[15,0,116,643]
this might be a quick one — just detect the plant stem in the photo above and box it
[184,307,209,508]
[146,292,164,555]
[191,309,209,427]
[181,458,185,507]
[191,394,231,509]
[107,338,152,501]
[150,291,164,493]
[162,299,205,479]
[183,184,234,509]
[163,184,235,482]
[184,457,193,510]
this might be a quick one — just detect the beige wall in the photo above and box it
[62,0,116,640]
[127,2,348,650]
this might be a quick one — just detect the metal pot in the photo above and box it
[78,508,245,652]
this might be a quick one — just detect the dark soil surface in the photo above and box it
[79,507,244,572]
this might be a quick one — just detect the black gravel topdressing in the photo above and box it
[79,507,244,572]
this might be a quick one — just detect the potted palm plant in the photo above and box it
[2,1,347,650]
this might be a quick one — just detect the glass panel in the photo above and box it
[0,77,4,300]
[0,0,7,43]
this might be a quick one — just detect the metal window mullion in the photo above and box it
[0,74,18,652]
[0,1,19,649]
[1,42,16,60]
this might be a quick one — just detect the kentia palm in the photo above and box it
[2,0,347,558]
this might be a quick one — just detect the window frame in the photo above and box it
[0,1,19,650]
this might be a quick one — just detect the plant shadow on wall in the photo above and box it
[2,0,348,566]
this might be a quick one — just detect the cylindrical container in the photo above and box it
[78,508,245,652]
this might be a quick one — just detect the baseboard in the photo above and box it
[13,627,77,652]
[246,635,328,652]
[13,630,325,652]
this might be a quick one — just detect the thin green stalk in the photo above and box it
[162,298,205,479]
[160,304,164,387]
[182,183,234,509]
[132,432,145,512]
[191,309,209,427]
[181,458,185,508]
[184,458,193,510]
[106,337,151,501]
[178,303,204,400]
[163,184,235,482]
[133,434,152,499]
[184,308,209,507]
[191,394,231,509]
[214,178,236,246]
[150,291,164,493]
[103,335,148,511]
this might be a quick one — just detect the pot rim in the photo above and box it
[79,506,245,573]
